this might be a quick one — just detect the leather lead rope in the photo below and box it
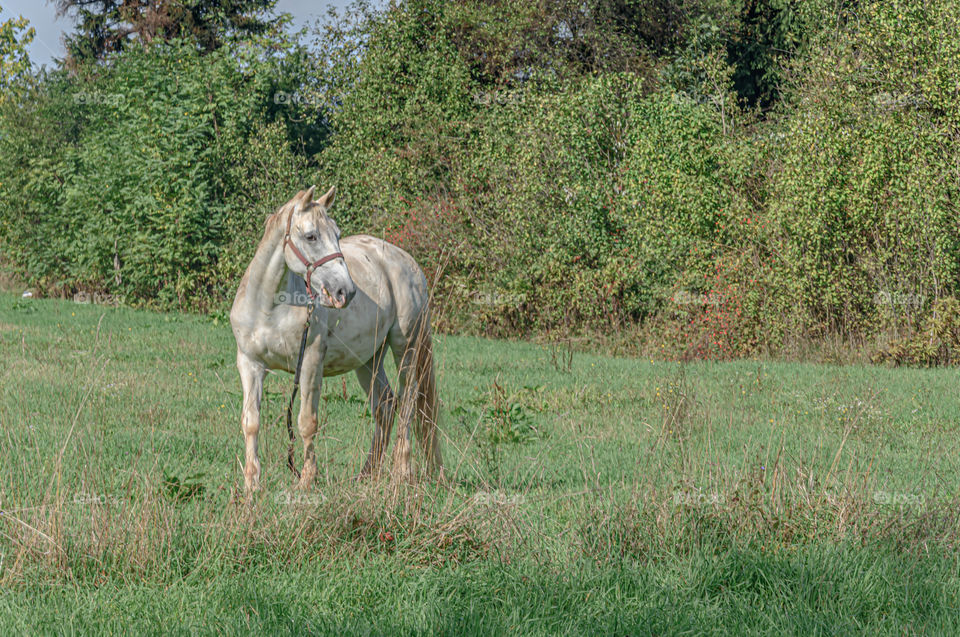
[285,302,315,479]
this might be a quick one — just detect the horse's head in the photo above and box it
[282,185,356,309]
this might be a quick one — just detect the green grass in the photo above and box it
[1,292,959,635]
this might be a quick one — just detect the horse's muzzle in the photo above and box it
[333,284,356,308]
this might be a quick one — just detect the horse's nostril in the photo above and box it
[336,288,346,303]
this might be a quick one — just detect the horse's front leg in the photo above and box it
[296,344,324,490]
[238,351,266,492]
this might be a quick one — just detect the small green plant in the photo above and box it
[10,297,35,313]
[161,470,206,503]
[546,335,574,373]
[656,368,696,444]
[482,381,536,444]
[207,310,229,326]
[453,380,541,485]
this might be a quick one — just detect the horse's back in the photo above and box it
[341,235,430,327]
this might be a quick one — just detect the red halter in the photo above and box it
[283,208,343,303]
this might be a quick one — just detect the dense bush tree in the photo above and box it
[2,0,959,361]
[767,0,960,339]
[0,5,33,100]
[54,0,281,64]
[0,38,317,308]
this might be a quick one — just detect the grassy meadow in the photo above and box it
[1,291,959,634]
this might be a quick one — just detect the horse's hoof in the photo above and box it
[357,466,386,482]
[239,486,260,506]
[392,468,416,485]
[296,469,316,491]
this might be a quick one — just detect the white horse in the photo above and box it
[229,186,443,491]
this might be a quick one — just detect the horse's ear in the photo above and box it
[316,186,336,211]
[299,185,316,205]
[291,186,315,213]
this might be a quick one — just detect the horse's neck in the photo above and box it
[237,217,289,317]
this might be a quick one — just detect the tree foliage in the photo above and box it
[1,0,958,359]
[0,37,313,308]
[0,5,34,102]
[55,0,281,64]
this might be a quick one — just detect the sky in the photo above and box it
[1,0,363,69]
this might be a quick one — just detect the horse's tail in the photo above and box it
[412,308,443,478]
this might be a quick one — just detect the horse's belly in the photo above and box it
[319,263,397,376]
[319,302,392,376]
[321,331,383,376]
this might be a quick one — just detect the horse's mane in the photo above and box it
[264,202,289,232]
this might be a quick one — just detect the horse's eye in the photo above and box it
[304,232,318,242]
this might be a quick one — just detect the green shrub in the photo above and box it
[0,38,317,309]
[766,0,960,340]
[4,0,960,363]
[454,71,752,339]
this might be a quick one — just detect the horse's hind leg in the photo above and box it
[390,312,444,480]
[390,328,419,482]
[356,347,396,479]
